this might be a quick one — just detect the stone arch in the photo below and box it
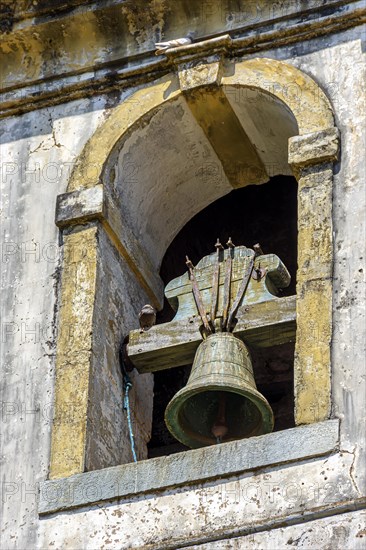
[62,57,336,304]
[67,57,334,194]
[222,58,334,135]
[52,55,339,479]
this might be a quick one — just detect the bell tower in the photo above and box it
[2,1,364,548]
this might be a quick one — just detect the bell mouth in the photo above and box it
[165,385,274,449]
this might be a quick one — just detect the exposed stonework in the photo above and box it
[289,127,340,172]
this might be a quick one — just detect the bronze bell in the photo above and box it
[165,332,274,448]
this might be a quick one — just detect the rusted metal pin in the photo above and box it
[251,244,266,281]
[227,250,255,332]
[222,238,235,331]
[210,238,223,331]
[186,256,212,336]
[227,243,264,331]
[253,243,264,256]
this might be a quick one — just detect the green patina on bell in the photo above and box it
[165,332,274,449]
[163,241,283,449]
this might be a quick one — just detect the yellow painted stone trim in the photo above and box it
[50,227,98,479]
[68,58,334,194]
[222,58,334,135]
[294,165,334,425]
[295,279,332,424]
[68,74,180,192]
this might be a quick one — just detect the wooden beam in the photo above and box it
[127,296,296,373]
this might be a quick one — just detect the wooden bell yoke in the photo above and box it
[126,241,296,375]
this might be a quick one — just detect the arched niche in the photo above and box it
[100,85,298,278]
[51,56,339,479]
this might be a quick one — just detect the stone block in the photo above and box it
[295,279,332,425]
[55,185,104,227]
[178,59,223,91]
[40,419,339,514]
[289,127,339,168]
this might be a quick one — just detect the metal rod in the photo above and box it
[227,243,263,332]
[227,253,255,332]
[186,256,212,336]
[210,238,223,331]
[222,238,235,331]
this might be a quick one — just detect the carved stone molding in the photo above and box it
[289,127,340,171]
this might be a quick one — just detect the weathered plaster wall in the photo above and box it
[37,450,360,548]
[193,509,366,549]
[86,225,153,470]
[1,15,365,550]
[1,0,352,93]
[0,96,123,545]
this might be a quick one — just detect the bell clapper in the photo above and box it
[211,392,229,442]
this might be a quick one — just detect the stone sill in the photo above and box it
[39,419,339,515]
